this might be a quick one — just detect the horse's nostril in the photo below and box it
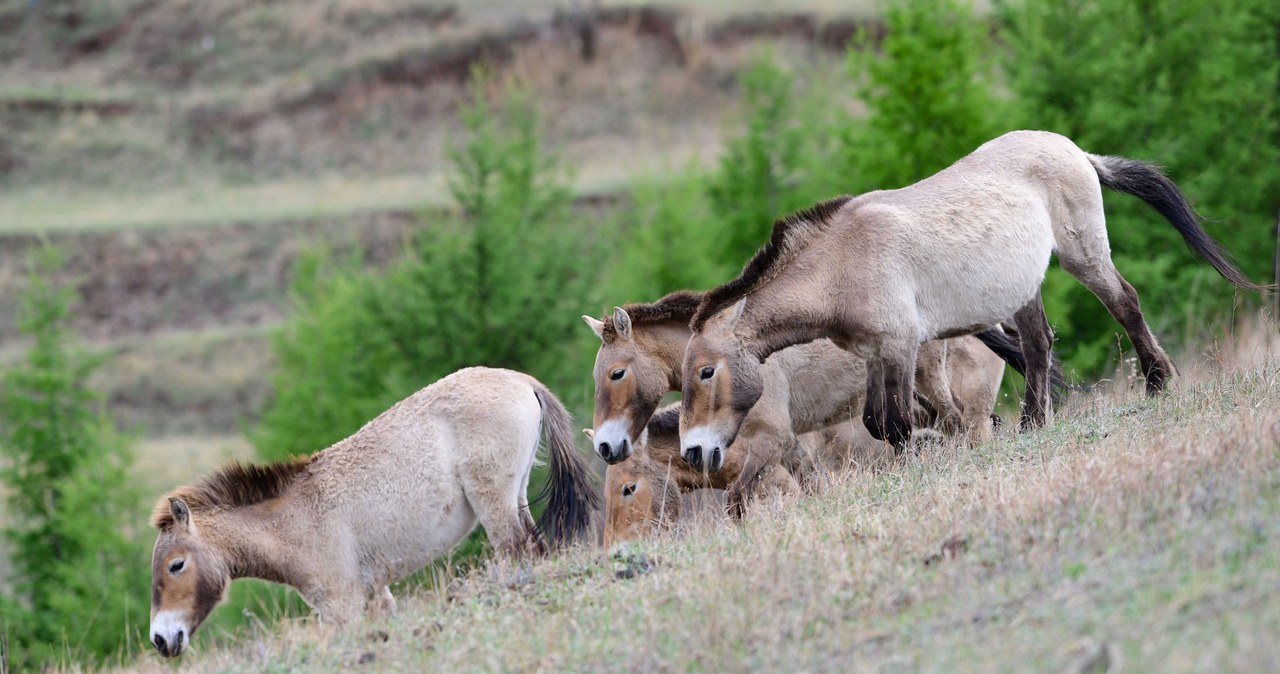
[153,634,168,655]
[619,438,630,455]
[709,447,723,472]
[685,445,702,469]
[598,441,612,461]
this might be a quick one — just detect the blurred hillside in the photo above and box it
[0,0,873,437]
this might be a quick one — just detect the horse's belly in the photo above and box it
[356,483,478,585]
[913,234,1052,338]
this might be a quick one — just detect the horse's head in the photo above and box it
[602,458,662,548]
[149,497,229,658]
[680,299,764,473]
[583,307,674,464]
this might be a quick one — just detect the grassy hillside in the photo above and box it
[108,319,1279,672]
[0,1,869,445]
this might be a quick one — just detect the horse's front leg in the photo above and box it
[722,419,791,520]
[863,341,917,452]
[914,339,963,434]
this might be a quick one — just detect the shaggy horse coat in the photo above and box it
[585,290,1014,502]
[679,131,1265,463]
[147,367,597,657]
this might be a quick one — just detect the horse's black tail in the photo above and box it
[974,326,1069,401]
[1087,154,1270,293]
[532,384,600,548]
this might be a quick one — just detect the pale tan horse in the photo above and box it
[147,367,597,657]
[680,130,1267,460]
[600,407,893,547]
[584,290,1013,507]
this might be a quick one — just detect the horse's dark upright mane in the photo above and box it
[601,289,704,340]
[692,195,852,330]
[645,404,682,440]
[151,458,312,529]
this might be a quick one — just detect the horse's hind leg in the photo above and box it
[1013,292,1054,429]
[463,426,542,559]
[473,492,539,559]
[1059,255,1176,394]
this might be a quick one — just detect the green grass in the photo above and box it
[106,323,1279,672]
[0,145,697,233]
[0,84,148,108]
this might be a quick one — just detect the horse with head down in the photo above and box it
[147,367,598,657]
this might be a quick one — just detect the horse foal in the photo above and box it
[147,367,598,657]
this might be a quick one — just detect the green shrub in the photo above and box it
[0,247,148,670]
[255,77,594,461]
[999,0,1280,373]
[836,0,1008,194]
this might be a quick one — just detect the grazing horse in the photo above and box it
[679,130,1266,462]
[584,290,1015,501]
[147,367,598,658]
[600,407,892,547]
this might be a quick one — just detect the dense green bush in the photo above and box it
[999,0,1279,373]
[0,247,148,670]
[836,0,1008,194]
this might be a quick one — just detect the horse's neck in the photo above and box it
[723,257,838,362]
[200,498,308,586]
[635,321,693,390]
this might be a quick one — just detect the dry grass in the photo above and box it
[103,318,1280,672]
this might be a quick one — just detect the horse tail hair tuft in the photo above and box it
[1087,154,1270,293]
[975,326,1070,402]
[532,383,600,549]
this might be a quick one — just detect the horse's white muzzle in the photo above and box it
[681,426,725,473]
[593,418,633,464]
[151,610,190,658]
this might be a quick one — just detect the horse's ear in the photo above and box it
[169,498,191,530]
[582,315,606,340]
[612,307,632,340]
[727,298,747,327]
[582,428,594,440]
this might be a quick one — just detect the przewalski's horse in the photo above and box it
[679,130,1267,461]
[600,407,892,547]
[147,367,598,658]
[584,291,1014,502]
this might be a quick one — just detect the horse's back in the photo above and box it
[840,130,1099,337]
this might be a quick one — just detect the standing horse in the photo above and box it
[584,290,1018,500]
[679,130,1265,462]
[147,367,598,658]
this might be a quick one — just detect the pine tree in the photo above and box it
[838,0,1007,194]
[999,0,1280,373]
[0,246,147,669]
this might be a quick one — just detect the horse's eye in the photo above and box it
[622,483,637,497]
[610,369,626,381]
[699,366,715,381]
[169,559,185,575]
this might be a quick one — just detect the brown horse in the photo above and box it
[584,290,1012,504]
[600,407,892,547]
[679,130,1266,461]
[147,367,597,657]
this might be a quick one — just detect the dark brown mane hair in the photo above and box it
[151,457,312,529]
[691,196,851,330]
[601,289,705,340]
[645,404,682,440]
